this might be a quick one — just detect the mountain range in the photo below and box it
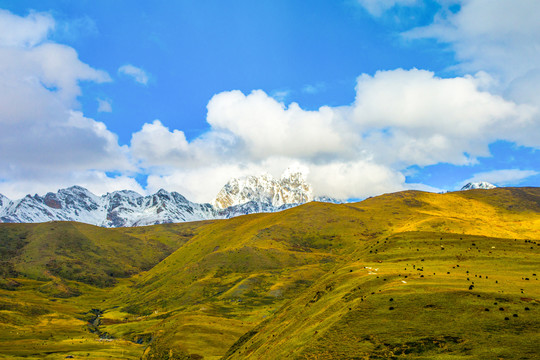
[0,172,334,227]
[0,177,496,227]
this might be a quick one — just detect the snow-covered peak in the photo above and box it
[105,190,143,211]
[213,171,313,209]
[461,182,497,191]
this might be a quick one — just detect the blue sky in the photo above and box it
[0,0,538,201]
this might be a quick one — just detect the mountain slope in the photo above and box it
[219,188,540,359]
[0,220,214,290]
[119,187,539,359]
[0,187,538,359]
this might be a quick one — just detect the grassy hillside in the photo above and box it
[223,230,539,359]
[0,220,215,359]
[0,188,538,359]
[0,220,214,288]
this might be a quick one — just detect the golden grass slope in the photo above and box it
[0,187,538,359]
[219,188,540,359]
[0,220,215,288]
[127,187,539,359]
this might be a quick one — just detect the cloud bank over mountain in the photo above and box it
[132,69,534,201]
[0,2,538,201]
[0,10,142,198]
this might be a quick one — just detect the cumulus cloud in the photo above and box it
[131,68,535,202]
[0,171,144,200]
[0,10,132,199]
[131,120,190,167]
[462,169,538,188]
[206,90,353,161]
[118,64,149,85]
[0,9,54,47]
[402,0,540,151]
[352,69,536,165]
[404,0,540,84]
[361,1,540,122]
[97,98,112,113]
[144,159,406,203]
[145,164,265,203]
[307,160,405,199]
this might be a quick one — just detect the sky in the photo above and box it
[0,0,538,202]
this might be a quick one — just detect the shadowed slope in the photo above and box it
[0,220,215,289]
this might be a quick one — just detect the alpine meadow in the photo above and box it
[1,1,540,359]
[1,187,539,359]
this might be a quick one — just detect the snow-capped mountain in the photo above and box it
[461,182,497,191]
[213,171,313,209]
[0,186,219,227]
[102,189,218,227]
[0,172,337,227]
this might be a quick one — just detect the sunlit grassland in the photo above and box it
[0,187,538,359]
[223,230,539,359]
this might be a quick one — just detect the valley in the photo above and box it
[0,187,538,359]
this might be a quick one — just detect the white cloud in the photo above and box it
[0,9,132,199]
[404,0,540,86]
[352,69,536,166]
[146,164,263,203]
[361,0,540,127]
[131,120,190,167]
[206,90,351,161]
[401,0,540,150]
[132,68,535,201]
[97,98,112,113]
[144,158,406,203]
[357,0,418,17]
[0,43,110,107]
[307,160,406,199]
[462,169,538,188]
[0,171,144,199]
[2,5,538,203]
[0,9,54,47]
[118,64,149,85]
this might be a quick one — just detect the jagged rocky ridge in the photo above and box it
[0,172,335,227]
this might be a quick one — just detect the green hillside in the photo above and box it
[0,188,538,359]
